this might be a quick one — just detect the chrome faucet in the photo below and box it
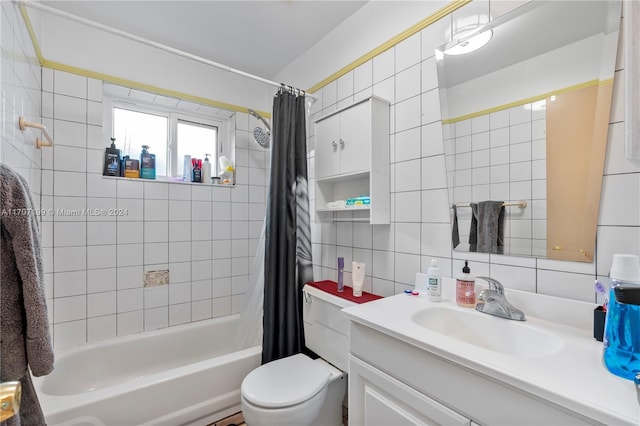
[475,277,526,321]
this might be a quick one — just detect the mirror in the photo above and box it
[436,0,621,262]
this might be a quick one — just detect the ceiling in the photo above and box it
[39,1,368,80]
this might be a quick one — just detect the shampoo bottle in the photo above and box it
[456,260,476,307]
[103,137,121,177]
[427,259,441,302]
[202,154,212,184]
[140,145,156,179]
[192,158,202,183]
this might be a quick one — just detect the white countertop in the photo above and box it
[342,278,640,426]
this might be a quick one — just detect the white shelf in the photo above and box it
[317,205,371,212]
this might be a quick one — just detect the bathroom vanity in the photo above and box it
[342,279,639,425]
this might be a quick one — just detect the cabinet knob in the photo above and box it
[332,141,338,150]
[339,139,345,148]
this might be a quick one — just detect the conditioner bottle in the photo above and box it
[456,260,476,307]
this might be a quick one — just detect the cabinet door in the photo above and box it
[315,113,341,180]
[349,355,470,426]
[339,101,371,176]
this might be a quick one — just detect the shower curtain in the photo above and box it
[262,87,314,364]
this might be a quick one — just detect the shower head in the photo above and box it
[247,109,271,149]
[253,127,270,149]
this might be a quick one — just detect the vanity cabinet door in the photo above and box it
[338,101,371,176]
[315,113,341,180]
[349,355,470,426]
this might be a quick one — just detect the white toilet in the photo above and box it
[240,284,355,426]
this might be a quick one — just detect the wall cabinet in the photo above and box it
[314,96,390,224]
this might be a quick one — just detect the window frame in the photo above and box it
[103,95,231,180]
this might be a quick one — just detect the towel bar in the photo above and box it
[19,116,55,148]
[451,201,527,209]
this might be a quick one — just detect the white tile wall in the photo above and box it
[30,68,269,350]
[445,102,546,257]
[309,9,632,312]
[3,0,637,346]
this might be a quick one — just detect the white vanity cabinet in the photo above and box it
[347,322,596,426]
[349,355,470,425]
[314,96,390,224]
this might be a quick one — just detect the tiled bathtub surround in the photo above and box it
[39,70,269,349]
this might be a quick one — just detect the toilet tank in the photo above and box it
[302,284,356,371]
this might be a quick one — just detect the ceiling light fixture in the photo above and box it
[444,29,493,56]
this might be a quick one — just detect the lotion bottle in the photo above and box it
[456,260,476,307]
[352,261,365,297]
[427,259,441,302]
[202,153,212,184]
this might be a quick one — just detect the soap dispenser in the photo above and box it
[103,137,121,177]
[456,260,476,307]
[140,145,156,179]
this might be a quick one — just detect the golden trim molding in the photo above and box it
[306,0,472,94]
[442,79,614,124]
[17,3,270,118]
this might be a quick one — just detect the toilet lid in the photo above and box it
[242,353,330,409]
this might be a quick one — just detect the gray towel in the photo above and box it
[469,201,505,254]
[451,205,460,248]
[1,164,54,425]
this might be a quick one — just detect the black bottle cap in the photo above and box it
[462,260,470,274]
[614,286,640,305]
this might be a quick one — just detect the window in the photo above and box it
[176,120,218,179]
[113,107,169,175]
[105,87,230,183]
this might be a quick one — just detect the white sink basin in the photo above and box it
[411,306,563,358]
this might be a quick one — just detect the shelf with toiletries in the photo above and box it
[102,137,236,186]
[313,96,390,224]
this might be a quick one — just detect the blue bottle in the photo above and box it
[140,145,156,179]
[603,254,640,381]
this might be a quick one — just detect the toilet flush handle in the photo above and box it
[303,290,312,304]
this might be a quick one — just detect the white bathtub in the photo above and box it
[35,314,261,426]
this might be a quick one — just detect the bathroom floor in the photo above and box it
[211,408,348,426]
[210,411,245,426]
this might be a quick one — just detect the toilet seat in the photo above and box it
[241,353,330,408]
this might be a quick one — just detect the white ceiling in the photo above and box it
[39,1,368,80]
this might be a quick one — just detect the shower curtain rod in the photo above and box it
[19,0,317,100]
